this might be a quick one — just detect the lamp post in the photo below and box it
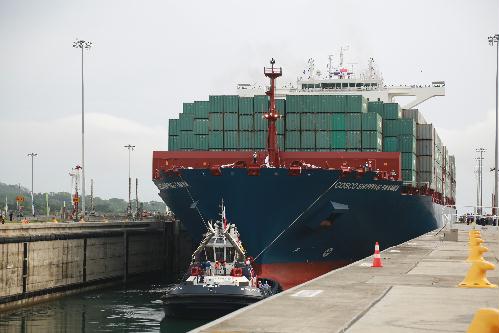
[489,34,499,218]
[27,153,37,217]
[124,144,135,218]
[476,148,486,215]
[73,39,92,217]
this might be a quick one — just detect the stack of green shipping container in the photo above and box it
[170,95,386,154]
[369,101,416,184]
[167,95,455,196]
[285,95,374,152]
[169,95,285,151]
[179,103,194,150]
[168,95,418,184]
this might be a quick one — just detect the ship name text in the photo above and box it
[156,181,190,190]
[334,182,399,192]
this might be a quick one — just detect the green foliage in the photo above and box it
[0,182,166,214]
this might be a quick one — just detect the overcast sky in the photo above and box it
[0,0,498,211]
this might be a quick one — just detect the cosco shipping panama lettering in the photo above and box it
[153,56,456,289]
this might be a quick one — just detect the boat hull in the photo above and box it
[156,168,454,289]
[162,284,263,319]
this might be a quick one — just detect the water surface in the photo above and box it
[0,282,208,333]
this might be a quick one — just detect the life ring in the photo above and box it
[191,266,200,276]
[232,267,243,277]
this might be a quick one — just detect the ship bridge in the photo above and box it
[237,80,445,110]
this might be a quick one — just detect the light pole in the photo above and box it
[475,163,479,221]
[489,34,499,218]
[124,144,135,218]
[476,148,486,215]
[27,153,37,217]
[73,39,92,217]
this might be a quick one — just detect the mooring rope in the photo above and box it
[177,172,208,229]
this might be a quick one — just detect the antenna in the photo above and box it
[327,55,334,78]
[347,62,358,77]
[339,46,350,67]
[307,58,315,79]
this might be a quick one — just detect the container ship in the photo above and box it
[153,55,456,289]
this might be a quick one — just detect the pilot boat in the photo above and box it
[162,201,280,319]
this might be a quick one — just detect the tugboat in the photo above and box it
[162,201,280,319]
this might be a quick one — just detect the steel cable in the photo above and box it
[177,172,208,229]
[254,176,341,260]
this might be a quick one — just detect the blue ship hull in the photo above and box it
[155,168,453,288]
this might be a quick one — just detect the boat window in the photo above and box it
[215,247,225,262]
[226,248,235,261]
[349,83,355,87]
[315,84,320,88]
[204,248,214,262]
[342,83,348,88]
[356,83,363,87]
[372,83,378,87]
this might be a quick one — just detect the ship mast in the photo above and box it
[264,58,282,167]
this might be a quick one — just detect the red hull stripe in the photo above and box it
[255,261,351,290]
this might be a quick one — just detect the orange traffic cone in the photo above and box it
[372,242,383,267]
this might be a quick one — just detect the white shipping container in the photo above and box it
[417,140,434,156]
[403,109,427,124]
[417,124,433,139]
[417,156,434,172]
[434,131,442,150]
[417,171,437,190]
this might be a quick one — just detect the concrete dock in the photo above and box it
[0,221,172,311]
[193,224,499,333]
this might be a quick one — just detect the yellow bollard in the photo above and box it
[466,245,489,262]
[469,237,484,247]
[467,308,499,333]
[469,231,481,238]
[459,260,498,288]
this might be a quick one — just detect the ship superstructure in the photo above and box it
[238,53,445,110]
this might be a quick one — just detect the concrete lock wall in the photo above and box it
[0,222,169,311]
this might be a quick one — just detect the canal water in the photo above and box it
[0,282,208,333]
